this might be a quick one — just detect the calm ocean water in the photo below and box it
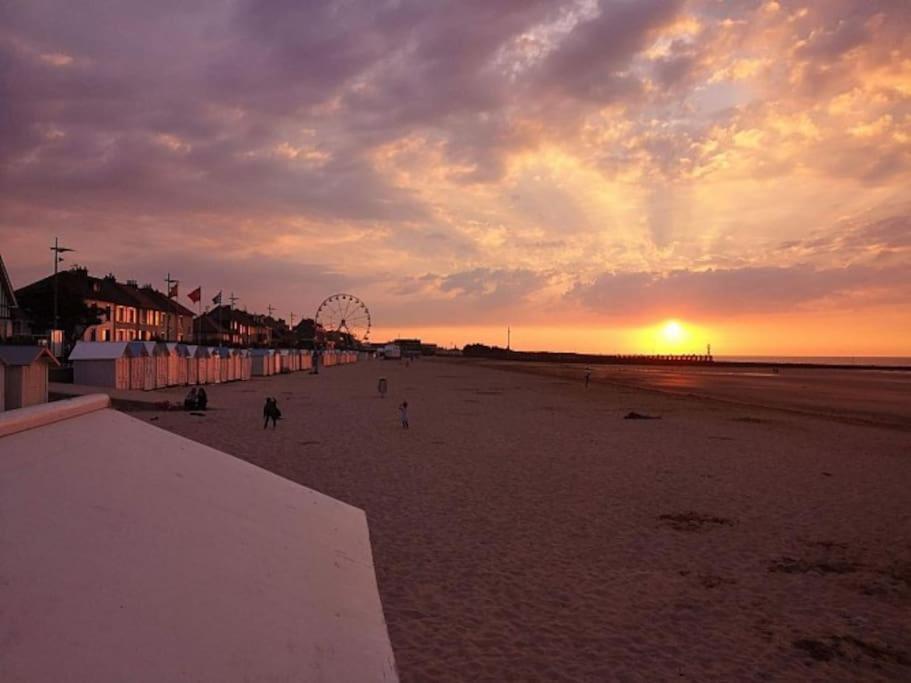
[716,356,911,367]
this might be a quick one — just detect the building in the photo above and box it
[0,254,19,340]
[15,268,194,346]
[194,306,289,347]
[0,395,398,681]
[0,346,59,411]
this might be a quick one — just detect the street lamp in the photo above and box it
[50,237,75,331]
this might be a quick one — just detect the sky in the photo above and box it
[1,0,909,355]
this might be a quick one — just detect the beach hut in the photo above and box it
[0,396,398,682]
[207,347,221,384]
[0,346,59,411]
[171,343,190,386]
[215,347,231,383]
[163,343,181,386]
[251,349,272,376]
[239,349,252,380]
[184,345,199,385]
[124,341,153,391]
[300,350,313,372]
[231,348,243,381]
[70,342,132,390]
[139,341,170,389]
[192,345,211,384]
[279,349,291,374]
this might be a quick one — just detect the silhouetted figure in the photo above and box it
[585,367,592,388]
[196,387,208,411]
[263,397,281,429]
[184,387,199,410]
[399,401,409,429]
[378,377,388,398]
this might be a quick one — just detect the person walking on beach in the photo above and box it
[399,400,409,429]
[378,377,388,398]
[585,367,592,388]
[263,397,281,429]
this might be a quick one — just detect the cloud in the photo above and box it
[570,263,911,321]
[1,0,910,341]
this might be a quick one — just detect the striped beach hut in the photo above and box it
[0,346,59,411]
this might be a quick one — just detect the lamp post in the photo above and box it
[50,237,75,331]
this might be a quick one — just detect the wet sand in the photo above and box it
[485,361,911,430]
[143,358,911,682]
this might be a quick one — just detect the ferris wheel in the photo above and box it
[315,293,371,342]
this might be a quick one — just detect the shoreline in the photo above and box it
[452,357,911,432]
[458,351,911,372]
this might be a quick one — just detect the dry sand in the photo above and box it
[142,358,911,682]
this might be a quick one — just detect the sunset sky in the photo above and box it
[2,0,909,355]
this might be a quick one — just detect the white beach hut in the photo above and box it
[231,348,243,381]
[0,395,399,682]
[0,346,59,411]
[140,341,170,389]
[207,347,221,384]
[250,349,271,377]
[215,347,231,383]
[171,343,190,386]
[124,341,153,391]
[70,342,132,390]
[239,349,252,381]
[192,345,210,384]
[184,345,199,385]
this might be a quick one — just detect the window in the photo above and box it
[116,330,125,341]
[100,328,110,341]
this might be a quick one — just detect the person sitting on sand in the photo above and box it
[263,397,281,429]
[196,387,208,411]
[184,387,199,410]
[399,400,409,430]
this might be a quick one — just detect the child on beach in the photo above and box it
[399,401,409,429]
[263,397,281,429]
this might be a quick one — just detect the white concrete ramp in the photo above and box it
[0,400,398,682]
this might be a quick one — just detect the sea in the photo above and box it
[716,356,911,368]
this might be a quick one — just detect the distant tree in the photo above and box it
[15,284,102,346]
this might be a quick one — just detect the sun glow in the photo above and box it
[661,320,685,344]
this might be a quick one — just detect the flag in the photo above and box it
[169,283,179,298]
[188,286,201,303]
[212,291,222,305]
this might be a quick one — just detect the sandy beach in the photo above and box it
[142,358,911,682]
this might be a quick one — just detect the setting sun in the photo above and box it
[661,320,685,344]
